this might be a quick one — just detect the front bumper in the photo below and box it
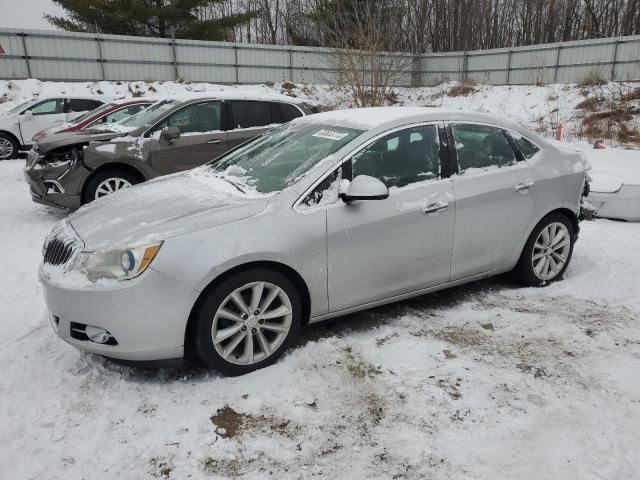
[41,268,200,361]
[24,160,87,210]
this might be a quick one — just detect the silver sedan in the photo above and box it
[39,107,590,374]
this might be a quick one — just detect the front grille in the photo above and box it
[42,222,80,267]
[44,238,74,265]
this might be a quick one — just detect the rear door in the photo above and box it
[447,122,539,280]
[148,101,226,174]
[325,123,456,312]
[225,101,299,150]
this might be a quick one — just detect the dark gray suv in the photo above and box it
[24,93,317,209]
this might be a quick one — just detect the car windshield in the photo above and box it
[8,99,37,114]
[117,100,178,129]
[209,122,363,193]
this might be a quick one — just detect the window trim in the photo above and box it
[505,130,543,161]
[293,121,445,211]
[143,99,224,138]
[445,120,524,174]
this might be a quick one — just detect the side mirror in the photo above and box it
[160,126,181,143]
[340,175,389,202]
[22,110,34,119]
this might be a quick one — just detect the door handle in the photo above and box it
[422,201,449,215]
[514,180,535,192]
[207,139,222,144]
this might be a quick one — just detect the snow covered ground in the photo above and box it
[1,154,640,479]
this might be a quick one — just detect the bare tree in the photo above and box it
[311,0,413,106]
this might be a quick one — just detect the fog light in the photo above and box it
[85,325,112,344]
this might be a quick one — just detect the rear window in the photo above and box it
[68,98,104,112]
[513,134,541,158]
[278,103,303,121]
[229,101,272,129]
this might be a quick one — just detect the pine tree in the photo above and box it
[46,0,256,41]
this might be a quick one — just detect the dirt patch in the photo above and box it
[210,405,295,439]
[447,81,477,97]
[376,332,399,347]
[342,346,382,378]
[576,96,604,111]
[149,457,173,478]
[202,457,242,477]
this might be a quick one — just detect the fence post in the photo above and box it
[611,39,620,81]
[289,47,294,82]
[19,33,32,78]
[234,45,239,84]
[506,49,512,85]
[95,36,106,80]
[462,51,468,81]
[553,45,562,83]
[411,54,422,87]
[171,35,179,80]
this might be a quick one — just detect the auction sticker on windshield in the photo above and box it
[312,129,350,141]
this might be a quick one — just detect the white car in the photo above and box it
[0,96,110,159]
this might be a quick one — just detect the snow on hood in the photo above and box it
[69,168,272,251]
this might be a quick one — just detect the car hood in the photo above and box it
[35,130,126,153]
[68,169,271,251]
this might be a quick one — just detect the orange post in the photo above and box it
[555,123,564,141]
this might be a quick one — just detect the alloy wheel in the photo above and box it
[0,138,14,159]
[532,222,571,281]
[211,281,293,366]
[94,177,132,199]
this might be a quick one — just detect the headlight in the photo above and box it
[82,242,162,282]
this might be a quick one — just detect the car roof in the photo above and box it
[153,90,308,105]
[30,94,114,102]
[295,106,549,145]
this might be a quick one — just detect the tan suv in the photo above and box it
[24,93,317,209]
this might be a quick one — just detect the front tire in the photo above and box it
[83,168,138,204]
[192,269,302,375]
[0,133,19,160]
[514,213,575,287]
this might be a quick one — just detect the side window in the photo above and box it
[278,103,303,122]
[68,99,103,112]
[28,99,64,116]
[162,102,221,134]
[451,124,517,173]
[300,169,341,208]
[351,125,441,189]
[512,134,541,159]
[230,101,271,129]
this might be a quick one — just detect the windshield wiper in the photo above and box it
[219,176,246,193]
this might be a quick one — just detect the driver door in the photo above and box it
[19,98,66,144]
[149,101,227,175]
[325,124,456,312]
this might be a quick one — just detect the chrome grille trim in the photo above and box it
[42,221,81,267]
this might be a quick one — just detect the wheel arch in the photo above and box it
[0,130,20,143]
[183,260,312,362]
[80,162,147,202]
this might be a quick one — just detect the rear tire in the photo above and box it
[192,268,302,376]
[514,213,575,287]
[83,168,139,205]
[0,133,19,160]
